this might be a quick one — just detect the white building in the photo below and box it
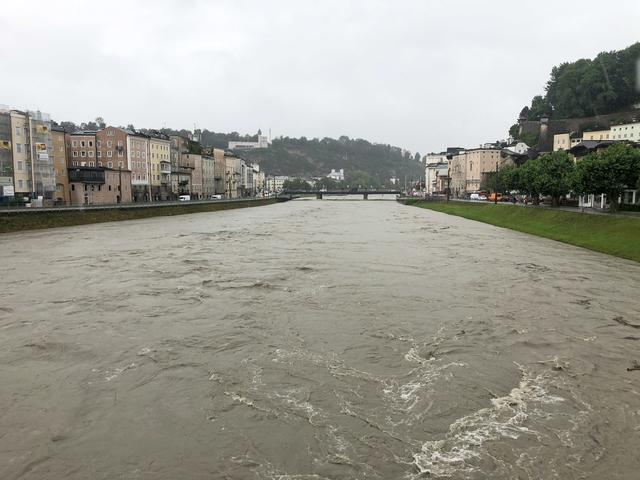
[425,162,449,195]
[610,122,640,141]
[228,134,271,150]
[265,175,290,192]
[502,142,530,155]
[327,168,344,181]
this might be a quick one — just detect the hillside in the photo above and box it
[518,42,640,122]
[236,136,422,185]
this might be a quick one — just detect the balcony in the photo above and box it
[68,167,105,184]
[160,161,171,174]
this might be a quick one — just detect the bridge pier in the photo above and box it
[363,193,368,200]
[316,193,323,200]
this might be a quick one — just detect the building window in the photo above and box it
[71,184,75,191]
[118,140,123,147]
[107,151,113,157]
[73,161,78,166]
[89,141,93,147]
[97,140,101,147]
[97,151,102,157]
[15,126,21,137]
[17,160,23,170]
[118,151,123,157]
[109,185,112,191]
[118,161,123,167]
[98,161,103,166]
[16,143,22,153]
[81,151,86,157]
[81,141,85,147]
[88,151,94,157]
[107,130,114,136]
[107,161,113,168]
[89,162,95,167]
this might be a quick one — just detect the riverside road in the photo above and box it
[1,198,639,479]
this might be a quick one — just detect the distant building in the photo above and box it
[169,135,193,197]
[450,147,512,197]
[502,141,530,155]
[0,109,14,201]
[425,162,449,195]
[202,155,216,198]
[212,148,226,196]
[583,129,611,141]
[51,126,69,205]
[148,132,171,201]
[224,152,244,198]
[327,168,344,181]
[610,122,640,141]
[9,110,56,202]
[228,132,270,150]
[266,175,289,192]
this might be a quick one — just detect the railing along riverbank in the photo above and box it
[0,197,287,234]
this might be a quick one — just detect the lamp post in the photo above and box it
[494,161,499,205]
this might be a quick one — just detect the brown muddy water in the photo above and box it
[1,198,640,479]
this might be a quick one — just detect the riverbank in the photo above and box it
[0,198,282,234]
[401,199,640,262]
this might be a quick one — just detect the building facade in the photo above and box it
[450,147,512,197]
[68,166,132,205]
[9,110,56,203]
[127,133,150,202]
[202,155,216,198]
[66,132,97,167]
[51,127,69,204]
[0,109,14,201]
[610,122,639,141]
[148,133,171,201]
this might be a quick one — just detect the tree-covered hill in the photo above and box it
[235,136,423,185]
[520,42,640,120]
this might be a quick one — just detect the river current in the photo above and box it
[1,198,639,479]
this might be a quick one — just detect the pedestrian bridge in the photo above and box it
[279,189,401,200]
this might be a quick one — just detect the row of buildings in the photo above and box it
[424,119,640,204]
[423,141,531,198]
[0,107,268,206]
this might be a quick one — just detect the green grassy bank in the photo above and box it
[0,198,281,235]
[401,199,640,262]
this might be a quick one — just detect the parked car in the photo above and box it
[178,195,191,202]
[209,194,223,199]
[470,193,487,201]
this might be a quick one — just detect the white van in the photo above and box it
[178,195,191,202]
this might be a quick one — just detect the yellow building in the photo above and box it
[582,130,610,141]
[148,134,171,200]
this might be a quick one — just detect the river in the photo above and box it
[1,198,639,479]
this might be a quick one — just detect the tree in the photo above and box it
[519,42,640,121]
[498,165,523,192]
[96,117,106,129]
[283,178,312,191]
[518,158,544,204]
[536,151,575,207]
[315,177,344,190]
[573,143,640,211]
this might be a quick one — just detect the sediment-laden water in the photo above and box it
[1,198,639,479]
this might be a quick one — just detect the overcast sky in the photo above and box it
[1,0,638,154]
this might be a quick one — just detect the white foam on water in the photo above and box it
[411,364,564,477]
[104,362,136,382]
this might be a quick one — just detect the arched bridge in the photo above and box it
[279,189,401,200]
